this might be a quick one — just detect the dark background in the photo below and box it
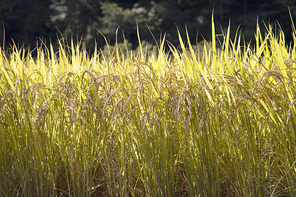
[0,0,296,52]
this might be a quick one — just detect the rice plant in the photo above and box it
[1,17,296,196]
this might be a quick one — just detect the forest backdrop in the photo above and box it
[1,0,296,53]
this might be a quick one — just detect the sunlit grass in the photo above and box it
[1,18,296,196]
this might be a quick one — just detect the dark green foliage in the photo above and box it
[1,0,296,52]
[99,2,166,48]
[48,0,102,52]
[0,0,52,49]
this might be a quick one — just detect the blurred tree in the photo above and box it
[98,1,166,48]
[49,0,102,51]
[1,0,296,52]
[46,0,296,52]
[0,0,53,49]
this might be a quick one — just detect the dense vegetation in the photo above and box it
[1,0,296,51]
[1,17,296,196]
